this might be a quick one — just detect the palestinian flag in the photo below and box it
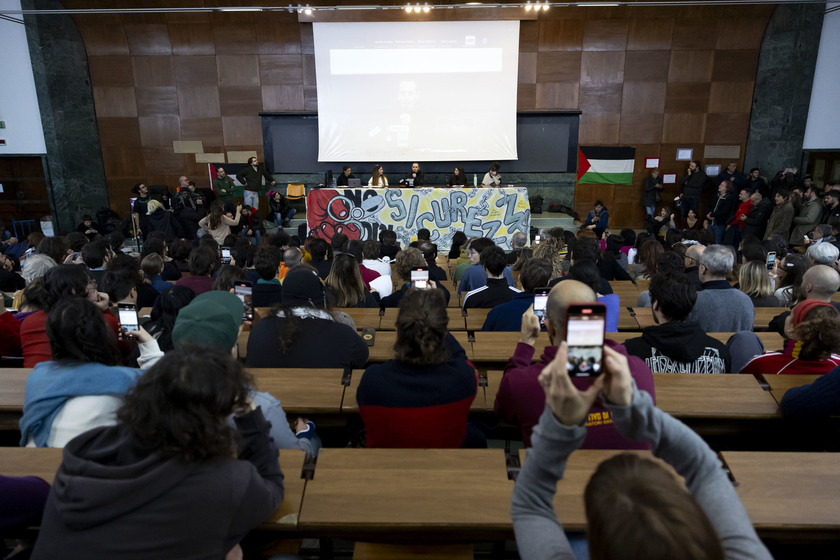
[577,146,636,185]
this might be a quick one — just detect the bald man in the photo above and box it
[684,244,705,291]
[494,280,655,448]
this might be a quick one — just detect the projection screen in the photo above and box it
[312,21,520,163]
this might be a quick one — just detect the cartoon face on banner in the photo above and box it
[306,187,531,250]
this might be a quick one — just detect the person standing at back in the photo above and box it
[236,157,276,211]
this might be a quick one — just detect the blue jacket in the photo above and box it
[481,292,535,332]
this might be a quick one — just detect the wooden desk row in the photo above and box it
[1,446,836,540]
[631,307,786,331]
[0,366,810,425]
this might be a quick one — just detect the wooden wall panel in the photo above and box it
[132,56,175,87]
[135,87,179,116]
[173,56,218,85]
[580,51,625,84]
[168,23,216,56]
[627,18,674,51]
[124,24,172,55]
[74,6,773,227]
[665,83,711,113]
[177,87,221,119]
[259,55,304,85]
[220,87,263,116]
[582,19,628,51]
[536,52,582,82]
[622,82,666,114]
[88,56,133,87]
[138,116,181,146]
[668,51,714,82]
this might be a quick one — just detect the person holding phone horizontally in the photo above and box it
[510,338,771,560]
[493,280,655,448]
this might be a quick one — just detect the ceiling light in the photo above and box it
[413,3,422,13]
[404,3,411,12]
[303,4,312,15]
[525,1,532,11]
[423,3,430,13]
[542,1,550,10]
[219,7,261,11]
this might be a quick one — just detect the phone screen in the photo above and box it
[234,282,253,320]
[533,288,550,325]
[566,305,606,377]
[534,235,541,244]
[118,304,140,333]
[221,247,231,264]
[766,252,776,271]
[411,268,429,289]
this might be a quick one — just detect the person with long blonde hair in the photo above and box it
[368,165,388,188]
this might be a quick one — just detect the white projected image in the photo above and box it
[313,21,520,163]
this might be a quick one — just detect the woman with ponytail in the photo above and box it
[740,299,840,375]
[356,287,483,448]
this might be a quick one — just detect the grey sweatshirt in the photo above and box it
[510,387,772,560]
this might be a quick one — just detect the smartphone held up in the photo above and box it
[565,302,606,377]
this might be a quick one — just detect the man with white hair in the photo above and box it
[807,241,839,267]
[686,245,754,332]
[767,265,840,336]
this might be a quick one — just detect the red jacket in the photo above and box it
[729,200,754,229]
[21,309,124,368]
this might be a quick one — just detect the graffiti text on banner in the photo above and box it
[306,187,531,250]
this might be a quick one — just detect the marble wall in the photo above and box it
[744,2,825,176]
[23,0,109,233]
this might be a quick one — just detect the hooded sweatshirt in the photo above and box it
[623,321,731,374]
[32,408,284,560]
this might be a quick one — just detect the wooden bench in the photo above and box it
[756,373,821,405]
[0,447,307,529]
[631,307,787,331]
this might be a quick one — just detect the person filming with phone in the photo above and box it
[494,280,655,448]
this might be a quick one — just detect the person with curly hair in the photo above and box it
[30,345,283,559]
[741,300,840,376]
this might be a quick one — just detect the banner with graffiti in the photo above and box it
[306,187,530,250]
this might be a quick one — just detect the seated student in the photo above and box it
[582,200,609,238]
[417,240,446,283]
[325,253,379,308]
[566,260,620,333]
[379,229,401,261]
[494,280,655,448]
[76,214,100,241]
[447,166,467,187]
[308,237,333,280]
[361,239,392,278]
[511,342,771,560]
[0,306,23,358]
[740,299,840,375]
[141,253,169,295]
[246,265,368,370]
[81,238,111,288]
[453,236,480,283]
[739,260,781,307]
[172,291,320,457]
[457,237,515,296]
[548,237,614,295]
[481,162,502,187]
[278,247,304,281]
[635,251,685,307]
[234,204,264,246]
[30,346,284,559]
[357,287,481,448]
[686,244,755,332]
[462,246,521,310]
[19,298,162,448]
[0,252,25,293]
[402,162,424,186]
[143,285,195,352]
[266,190,296,228]
[20,265,121,368]
[780,364,840,417]
[145,199,184,243]
[345,239,381,289]
[175,247,216,296]
[482,258,552,332]
[624,271,730,374]
[0,475,50,532]
[380,248,450,307]
[252,246,284,307]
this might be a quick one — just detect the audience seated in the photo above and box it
[20,298,161,447]
[381,247,450,307]
[510,341,771,559]
[308,237,332,280]
[174,247,216,296]
[143,285,196,352]
[20,265,121,368]
[246,265,368,369]
[549,237,613,295]
[624,271,730,373]
[567,260,619,332]
[30,346,283,559]
[0,475,50,532]
[252,246,284,307]
[738,261,781,307]
[462,246,521,310]
[768,265,840,335]
[780,365,840,417]
[0,252,25,292]
[378,229,401,261]
[279,247,304,281]
[686,245,754,332]
[635,252,685,307]
[482,258,552,331]
[741,299,840,376]
[494,279,655,448]
[325,253,379,308]
[361,239,392,277]
[457,237,514,296]
[357,287,482,448]
[773,253,809,307]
